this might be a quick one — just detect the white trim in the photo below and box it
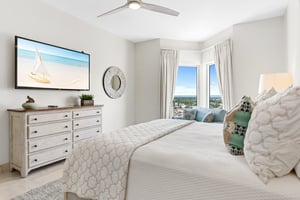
[206,62,215,108]
[196,65,201,107]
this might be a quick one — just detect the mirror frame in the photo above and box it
[103,66,126,99]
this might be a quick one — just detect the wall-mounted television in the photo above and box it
[15,36,90,91]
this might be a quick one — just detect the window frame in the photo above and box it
[173,65,199,116]
[208,63,222,109]
[173,59,222,113]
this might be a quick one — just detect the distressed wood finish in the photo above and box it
[8,105,103,177]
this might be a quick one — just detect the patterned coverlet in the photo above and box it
[62,119,193,200]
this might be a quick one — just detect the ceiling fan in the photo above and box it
[97,0,180,18]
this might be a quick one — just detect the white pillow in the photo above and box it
[254,87,277,104]
[244,87,300,183]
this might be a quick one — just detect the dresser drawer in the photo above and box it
[73,116,101,130]
[28,121,71,138]
[28,145,71,168]
[74,127,101,142]
[28,111,71,124]
[73,109,101,118]
[28,133,71,153]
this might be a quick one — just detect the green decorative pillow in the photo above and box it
[223,96,255,155]
[183,109,197,120]
[201,112,214,122]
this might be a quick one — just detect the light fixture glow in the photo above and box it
[129,2,141,10]
[258,73,293,94]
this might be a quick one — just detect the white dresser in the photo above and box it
[8,105,103,177]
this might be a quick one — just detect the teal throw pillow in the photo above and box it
[223,96,255,155]
[211,109,226,123]
[195,107,210,121]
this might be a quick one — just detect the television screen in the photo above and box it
[15,36,90,90]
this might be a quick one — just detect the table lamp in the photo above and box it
[258,73,293,94]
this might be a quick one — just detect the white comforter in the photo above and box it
[127,122,300,200]
[62,119,193,200]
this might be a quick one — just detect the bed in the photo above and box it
[63,119,300,200]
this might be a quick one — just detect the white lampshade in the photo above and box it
[258,73,293,94]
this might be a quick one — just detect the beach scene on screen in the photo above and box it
[17,38,89,90]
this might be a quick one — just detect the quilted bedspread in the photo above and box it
[62,119,193,200]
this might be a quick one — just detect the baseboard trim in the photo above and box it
[0,163,10,174]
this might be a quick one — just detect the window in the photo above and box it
[173,66,197,116]
[209,64,222,108]
[172,64,222,117]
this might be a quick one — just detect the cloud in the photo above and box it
[175,86,196,96]
[174,84,221,96]
[210,85,220,96]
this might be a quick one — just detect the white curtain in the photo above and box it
[214,39,233,111]
[160,49,179,119]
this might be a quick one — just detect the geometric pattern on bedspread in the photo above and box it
[62,119,193,200]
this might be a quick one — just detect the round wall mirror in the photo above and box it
[111,75,121,91]
[103,66,126,99]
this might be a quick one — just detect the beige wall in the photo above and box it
[135,39,161,123]
[232,17,286,104]
[285,0,300,85]
[0,0,136,165]
[160,39,202,50]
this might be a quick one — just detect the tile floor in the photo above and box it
[0,161,64,200]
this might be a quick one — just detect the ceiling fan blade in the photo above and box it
[97,3,128,18]
[140,2,179,16]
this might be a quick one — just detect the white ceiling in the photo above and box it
[40,0,288,43]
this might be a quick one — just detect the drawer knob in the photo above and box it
[96,130,100,133]
[65,150,68,153]
[96,120,100,123]
[33,145,38,148]
[33,118,38,121]
[64,138,68,141]
[65,125,68,128]
[76,135,79,138]
[76,124,79,126]
[33,131,38,134]
[65,115,68,117]
[34,159,38,162]
[76,113,79,116]
[96,111,100,114]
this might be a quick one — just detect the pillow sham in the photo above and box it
[244,87,300,183]
[223,96,255,155]
[211,108,226,123]
[201,112,214,122]
[194,107,210,121]
[183,109,197,120]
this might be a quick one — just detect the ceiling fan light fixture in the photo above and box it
[97,0,180,18]
[129,1,141,10]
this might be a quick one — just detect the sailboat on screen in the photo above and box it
[29,48,50,83]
